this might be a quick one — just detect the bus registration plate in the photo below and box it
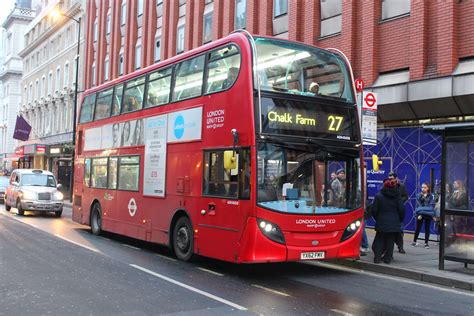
[300,251,325,260]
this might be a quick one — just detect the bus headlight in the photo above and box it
[340,219,362,242]
[257,218,285,245]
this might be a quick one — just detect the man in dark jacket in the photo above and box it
[389,171,408,254]
[371,179,406,264]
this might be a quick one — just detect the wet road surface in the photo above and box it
[1,205,473,315]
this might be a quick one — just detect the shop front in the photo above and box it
[48,144,72,198]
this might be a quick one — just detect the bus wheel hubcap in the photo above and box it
[176,227,189,251]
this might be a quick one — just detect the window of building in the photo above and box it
[320,0,342,37]
[137,0,144,16]
[91,157,108,189]
[48,71,53,94]
[73,56,78,86]
[176,25,185,54]
[29,83,33,102]
[154,37,161,62]
[173,55,205,101]
[381,0,410,20]
[145,67,172,108]
[122,76,145,113]
[203,149,250,199]
[119,51,124,75]
[108,157,118,189]
[121,1,127,25]
[106,12,111,34]
[235,0,246,30]
[94,87,113,120]
[118,156,140,191]
[79,94,96,123]
[273,0,288,18]
[93,18,98,41]
[135,42,142,70]
[92,63,96,86]
[203,12,213,44]
[206,45,241,94]
[64,62,70,87]
[55,67,61,91]
[104,57,110,81]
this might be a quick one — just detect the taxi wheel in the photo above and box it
[55,208,63,218]
[173,216,194,261]
[5,198,11,211]
[16,199,25,216]
[90,203,102,236]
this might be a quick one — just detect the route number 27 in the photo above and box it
[328,115,343,132]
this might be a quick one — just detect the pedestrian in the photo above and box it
[331,169,346,207]
[388,171,408,254]
[446,179,467,210]
[412,183,435,249]
[371,179,405,264]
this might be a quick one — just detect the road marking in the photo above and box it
[155,254,177,262]
[122,244,141,250]
[54,234,101,254]
[251,284,290,297]
[98,236,111,241]
[197,267,224,276]
[309,261,474,297]
[130,264,247,311]
[331,308,354,316]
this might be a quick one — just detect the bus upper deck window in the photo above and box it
[206,45,241,94]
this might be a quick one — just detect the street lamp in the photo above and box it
[50,8,81,202]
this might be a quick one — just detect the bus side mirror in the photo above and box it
[372,154,382,171]
[223,150,237,170]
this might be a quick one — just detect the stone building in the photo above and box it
[18,0,85,196]
[0,2,35,170]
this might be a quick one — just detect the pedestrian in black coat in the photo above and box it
[371,179,406,264]
[389,171,408,254]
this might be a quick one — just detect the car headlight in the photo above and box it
[20,190,37,200]
[54,191,64,201]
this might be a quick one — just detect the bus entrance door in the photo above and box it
[197,197,240,261]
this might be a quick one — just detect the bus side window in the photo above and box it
[79,94,96,123]
[173,55,205,101]
[206,45,241,94]
[84,158,91,187]
[112,84,123,116]
[123,76,145,114]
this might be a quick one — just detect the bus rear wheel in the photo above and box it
[173,217,194,261]
[90,203,102,236]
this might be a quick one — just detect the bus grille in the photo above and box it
[38,192,51,200]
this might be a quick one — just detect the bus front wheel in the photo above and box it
[173,217,194,261]
[90,203,102,236]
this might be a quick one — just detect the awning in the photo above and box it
[423,122,474,131]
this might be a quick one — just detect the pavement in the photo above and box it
[331,228,474,291]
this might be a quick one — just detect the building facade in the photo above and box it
[0,3,35,171]
[18,0,85,196]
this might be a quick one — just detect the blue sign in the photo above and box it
[174,115,185,139]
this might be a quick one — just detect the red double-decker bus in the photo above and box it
[72,31,364,263]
